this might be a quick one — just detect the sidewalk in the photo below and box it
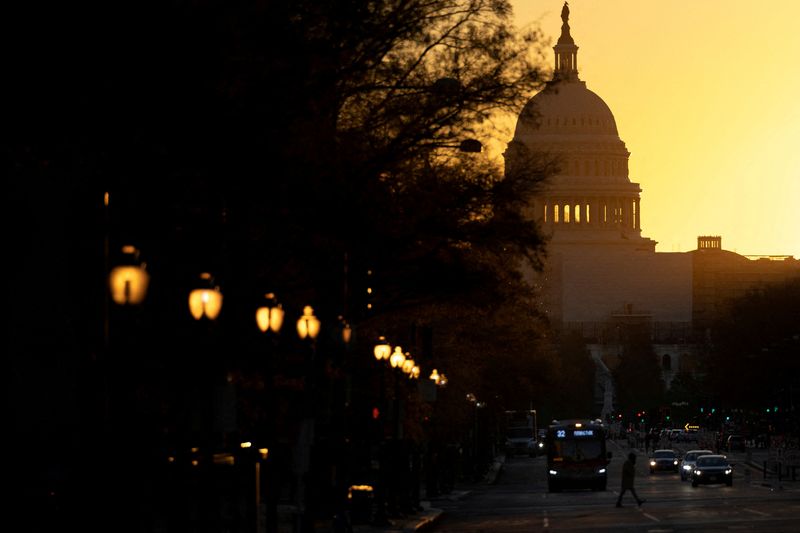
[738,447,800,490]
[337,455,506,533]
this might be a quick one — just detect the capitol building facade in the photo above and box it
[506,3,800,418]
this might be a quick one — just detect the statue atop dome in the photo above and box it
[554,1,578,81]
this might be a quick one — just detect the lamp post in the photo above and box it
[101,191,152,529]
[254,292,284,533]
[294,305,320,533]
[370,337,393,527]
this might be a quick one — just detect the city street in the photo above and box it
[429,440,800,532]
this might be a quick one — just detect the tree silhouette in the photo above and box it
[704,277,800,412]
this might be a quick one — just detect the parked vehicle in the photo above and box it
[679,449,714,481]
[505,426,537,457]
[691,454,733,487]
[726,434,746,452]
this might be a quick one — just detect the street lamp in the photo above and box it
[253,292,283,532]
[339,316,352,344]
[108,245,149,305]
[255,292,284,333]
[374,336,391,361]
[294,305,321,531]
[389,346,406,369]
[401,356,415,375]
[296,306,320,340]
[188,272,223,320]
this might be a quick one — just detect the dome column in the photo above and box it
[620,198,631,228]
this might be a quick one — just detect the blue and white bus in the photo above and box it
[546,419,611,492]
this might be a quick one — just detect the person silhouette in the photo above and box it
[616,452,646,507]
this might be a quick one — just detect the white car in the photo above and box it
[679,449,714,481]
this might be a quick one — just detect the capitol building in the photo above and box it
[506,3,800,417]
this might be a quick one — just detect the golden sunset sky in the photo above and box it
[508,0,800,258]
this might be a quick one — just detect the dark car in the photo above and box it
[679,449,714,481]
[649,449,679,474]
[691,454,733,487]
[505,427,536,457]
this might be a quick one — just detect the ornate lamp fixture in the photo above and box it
[296,305,321,340]
[389,346,406,369]
[108,245,149,305]
[255,292,284,333]
[374,336,391,361]
[188,272,223,320]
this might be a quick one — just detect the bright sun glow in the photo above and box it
[508,0,800,258]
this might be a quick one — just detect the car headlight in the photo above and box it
[549,469,558,476]
[650,460,656,466]
[683,465,692,470]
[725,468,732,475]
[538,442,544,448]
[598,468,606,474]
[673,460,679,465]
[694,470,701,476]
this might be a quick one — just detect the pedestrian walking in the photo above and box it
[616,452,646,507]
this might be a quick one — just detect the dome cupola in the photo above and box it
[506,2,655,252]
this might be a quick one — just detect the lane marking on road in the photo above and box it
[543,509,549,528]
[743,508,770,517]
[639,509,660,522]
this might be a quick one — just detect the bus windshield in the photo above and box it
[550,439,603,462]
